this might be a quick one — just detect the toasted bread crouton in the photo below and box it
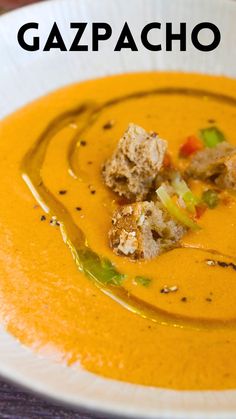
[102,124,167,201]
[216,153,236,190]
[186,142,236,190]
[109,201,186,260]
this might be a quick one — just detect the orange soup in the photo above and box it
[1,72,236,389]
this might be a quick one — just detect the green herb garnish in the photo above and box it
[200,126,225,148]
[202,189,219,209]
[134,276,152,287]
[77,248,125,286]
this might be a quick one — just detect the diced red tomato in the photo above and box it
[195,205,206,219]
[179,136,203,158]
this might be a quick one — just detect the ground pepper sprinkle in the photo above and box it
[208,119,216,124]
[206,297,212,302]
[206,259,236,271]
[103,120,115,130]
[181,297,187,302]
[50,217,60,227]
[160,285,178,294]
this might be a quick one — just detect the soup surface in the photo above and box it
[1,72,236,389]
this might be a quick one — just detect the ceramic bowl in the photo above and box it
[0,0,236,417]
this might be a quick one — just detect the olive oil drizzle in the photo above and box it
[21,87,236,331]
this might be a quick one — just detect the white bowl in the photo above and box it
[1,0,236,417]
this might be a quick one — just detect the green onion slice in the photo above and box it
[156,185,200,231]
[172,175,199,214]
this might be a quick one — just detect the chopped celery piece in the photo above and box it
[156,185,200,230]
[202,189,219,209]
[172,176,199,213]
[200,126,225,148]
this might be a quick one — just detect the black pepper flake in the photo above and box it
[218,261,229,268]
[206,297,212,302]
[76,207,82,211]
[59,190,67,195]
[103,120,115,130]
[87,161,93,165]
[91,190,96,195]
[208,119,216,124]
[160,285,178,294]
[50,218,60,226]
[229,263,236,271]
[41,215,46,221]
[206,259,236,271]
[80,140,87,146]
[181,297,187,302]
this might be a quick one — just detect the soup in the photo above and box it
[0,72,236,390]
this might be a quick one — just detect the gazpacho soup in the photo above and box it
[0,72,236,390]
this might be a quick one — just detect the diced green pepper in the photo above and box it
[200,126,226,148]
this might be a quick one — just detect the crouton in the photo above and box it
[102,123,167,201]
[216,153,236,190]
[109,201,186,260]
[186,142,236,190]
